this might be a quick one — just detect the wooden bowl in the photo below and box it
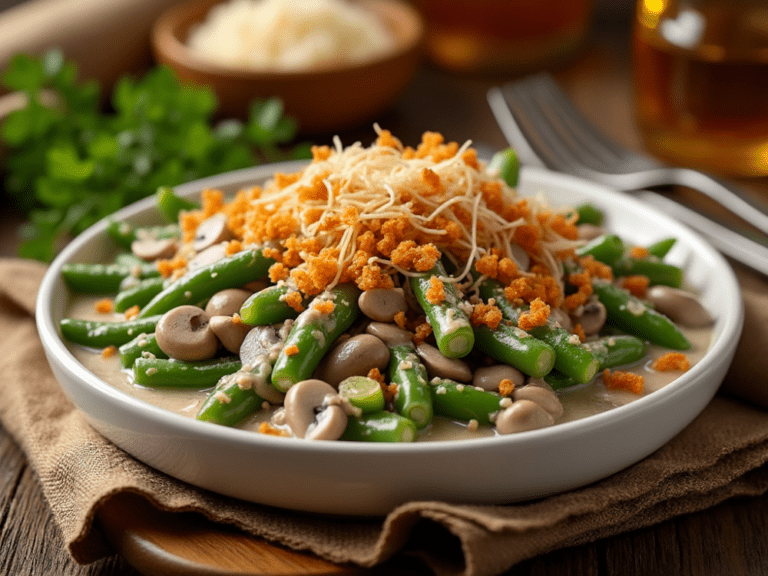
[151,0,424,133]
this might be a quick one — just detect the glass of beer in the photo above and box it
[418,0,594,73]
[633,0,768,176]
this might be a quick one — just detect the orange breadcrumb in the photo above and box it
[124,305,140,320]
[101,345,117,359]
[232,313,243,325]
[274,171,301,189]
[498,378,515,397]
[282,291,305,312]
[367,367,386,386]
[225,239,243,256]
[565,270,593,311]
[312,300,335,314]
[268,262,290,283]
[262,247,282,262]
[259,422,290,437]
[425,276,446,305]
[156,254,188,279]
[95,298,113,314]
[470,302,503,330]
[311,145,332,162]
[573,323,586,343]
[579,255,613,281]
[376,129,402,150]
[620,275,650,299]
[394,311,408,329]
[653,352,690,372]
[513,224,540,255]
[201,188,224,217]
[413,321,433,345]
[382,383,398,403]
[603,369,644,394]
[630,245,649,259]
[284,345,300,356]
[390,241,441,272]
[518,298,551,331]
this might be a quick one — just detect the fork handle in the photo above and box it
[637,190,768,278]
[628,167,768,236]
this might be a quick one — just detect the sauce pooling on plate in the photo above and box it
[59,130,715,442]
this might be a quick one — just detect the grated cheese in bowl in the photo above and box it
[187,0,395,71]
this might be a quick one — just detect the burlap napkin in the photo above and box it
[2,257,768,576]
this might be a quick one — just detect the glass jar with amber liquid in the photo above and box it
[418,0,594,73]
[633,0,768,176]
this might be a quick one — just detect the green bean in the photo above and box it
[104,219,179,250]
[487,147,520,187]
[410,262,474,358]
[138,249,274,318]
[239,284,303,326]
[545,334,648,390]
[576,233,624,265]
[388,344,432,429]
[118,332,168,368]
[575,203,604,226]
[114,276,166,313]
[156,186,200,222]
[340,411,418,443]
[611,257,683,288]
[270,284,360,392]
[61,262,152,294]
[646,237,676,259]
[592,279,690,350]
[60,315,162,348]
[477,278,597,382]
[197,367,271,426]
[586,334,648,369]
[473,323,556,378]
[429,379,503,425]
[133,357,242,388]
[338,376,385,413]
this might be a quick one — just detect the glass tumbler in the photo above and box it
[633,0,768,176]
[418,0,594,73]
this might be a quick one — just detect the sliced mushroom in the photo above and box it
[549,307,573,332]
[155,305,218,361]
[205,288,252,317]
[358,288,408,322]
[209,315,253,354]
[646,285,714,327]
[496,400,555,435]
[512,385,564,419]
[193,214,232,252]
[573,299,607,335]
[473,364,525,392]
[365,322,414,348]
[416,341,472,383]
[188,243,228,271]
[283,379,347,440]
[131,237,178,261]
[314,334,390,387]
[239,324,283,367]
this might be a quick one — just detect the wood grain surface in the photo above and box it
[3,3,768,575]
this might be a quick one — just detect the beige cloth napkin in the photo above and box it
[2,256,768,576]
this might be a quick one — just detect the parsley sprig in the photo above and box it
[2,49,311,261]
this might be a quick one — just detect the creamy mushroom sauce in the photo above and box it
[64,294,714,442]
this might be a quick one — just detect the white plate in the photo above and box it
[36,163,743,516]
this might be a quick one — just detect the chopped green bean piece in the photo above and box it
[487,147,520,187]
[156,186,200,222]
[388,344,432,428]
[429,379,502,425]
[119,332,167,368]
[60,315,162,348]
[133,357,242,388]
[341,411,418,442]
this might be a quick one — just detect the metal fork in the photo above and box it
[488,73,768,276]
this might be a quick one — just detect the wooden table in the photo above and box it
[3,6,768,575]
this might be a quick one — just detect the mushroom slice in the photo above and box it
[283,379,348,440]
[155,305,218,361]
[193,214,232,252]
[131,237,178,261]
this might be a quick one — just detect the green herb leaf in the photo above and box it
[2,49,312,262]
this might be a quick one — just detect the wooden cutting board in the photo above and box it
[97,493,364,576]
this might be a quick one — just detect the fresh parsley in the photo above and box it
[2,49,312,261]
